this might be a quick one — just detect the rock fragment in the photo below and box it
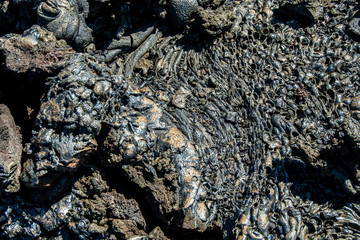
[172,86,191,109]
[167,0,199,28]
[0,25,72,73]
[194,5,236,37]
[37,0,92,49]
[0,104,22,193]
[348,11,360,37]
[343,116,360,157]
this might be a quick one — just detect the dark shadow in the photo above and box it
[270,136,360,207]
[346,11,360,42]
[87,0,165,50]
[19,156,99,206]
[0,60,57,148]
[346,29,360,43]
[20,173,76,205]
[272,3,315,29]
[16,161,99,239]
[0,1,37,36]
[86,0,216,52]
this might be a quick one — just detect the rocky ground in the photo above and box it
[1,0,360,239]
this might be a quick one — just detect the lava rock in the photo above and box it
[20,54,108,187]
[167,0,199,28]
[275,0,330,26]
[349,11,360,37]
[193,5,236,37]
[0,25,72,73]
[0,104,22,193]
[37,0,92,49]
[0,0,360,239]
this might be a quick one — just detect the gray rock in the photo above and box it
[167,0,199,28]
[349,11,360,36]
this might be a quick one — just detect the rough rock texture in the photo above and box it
[0,25,73,73]
[349,11,360,37]
[20,54,110,187]
[0,104,22,192]
[37,0,93,49]
[1,0,360,239]
[194,5,236,37]
[167,0,199,28]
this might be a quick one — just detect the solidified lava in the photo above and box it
[1,0,360,239]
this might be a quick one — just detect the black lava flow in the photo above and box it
[1,0,360,239]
